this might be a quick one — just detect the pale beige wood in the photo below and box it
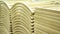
[10,3,32,34]
[34,8,60,34]
[0,1,10,34]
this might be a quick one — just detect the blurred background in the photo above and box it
[0,0,60,8]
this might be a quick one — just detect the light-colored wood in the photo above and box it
[0,1,10,34]
[34,8,60,34]
[10,3,32,34]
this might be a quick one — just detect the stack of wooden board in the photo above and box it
[0,1,10,34]
[0,1,60,34]
[34,8,60,34]
[10,3,32,34]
